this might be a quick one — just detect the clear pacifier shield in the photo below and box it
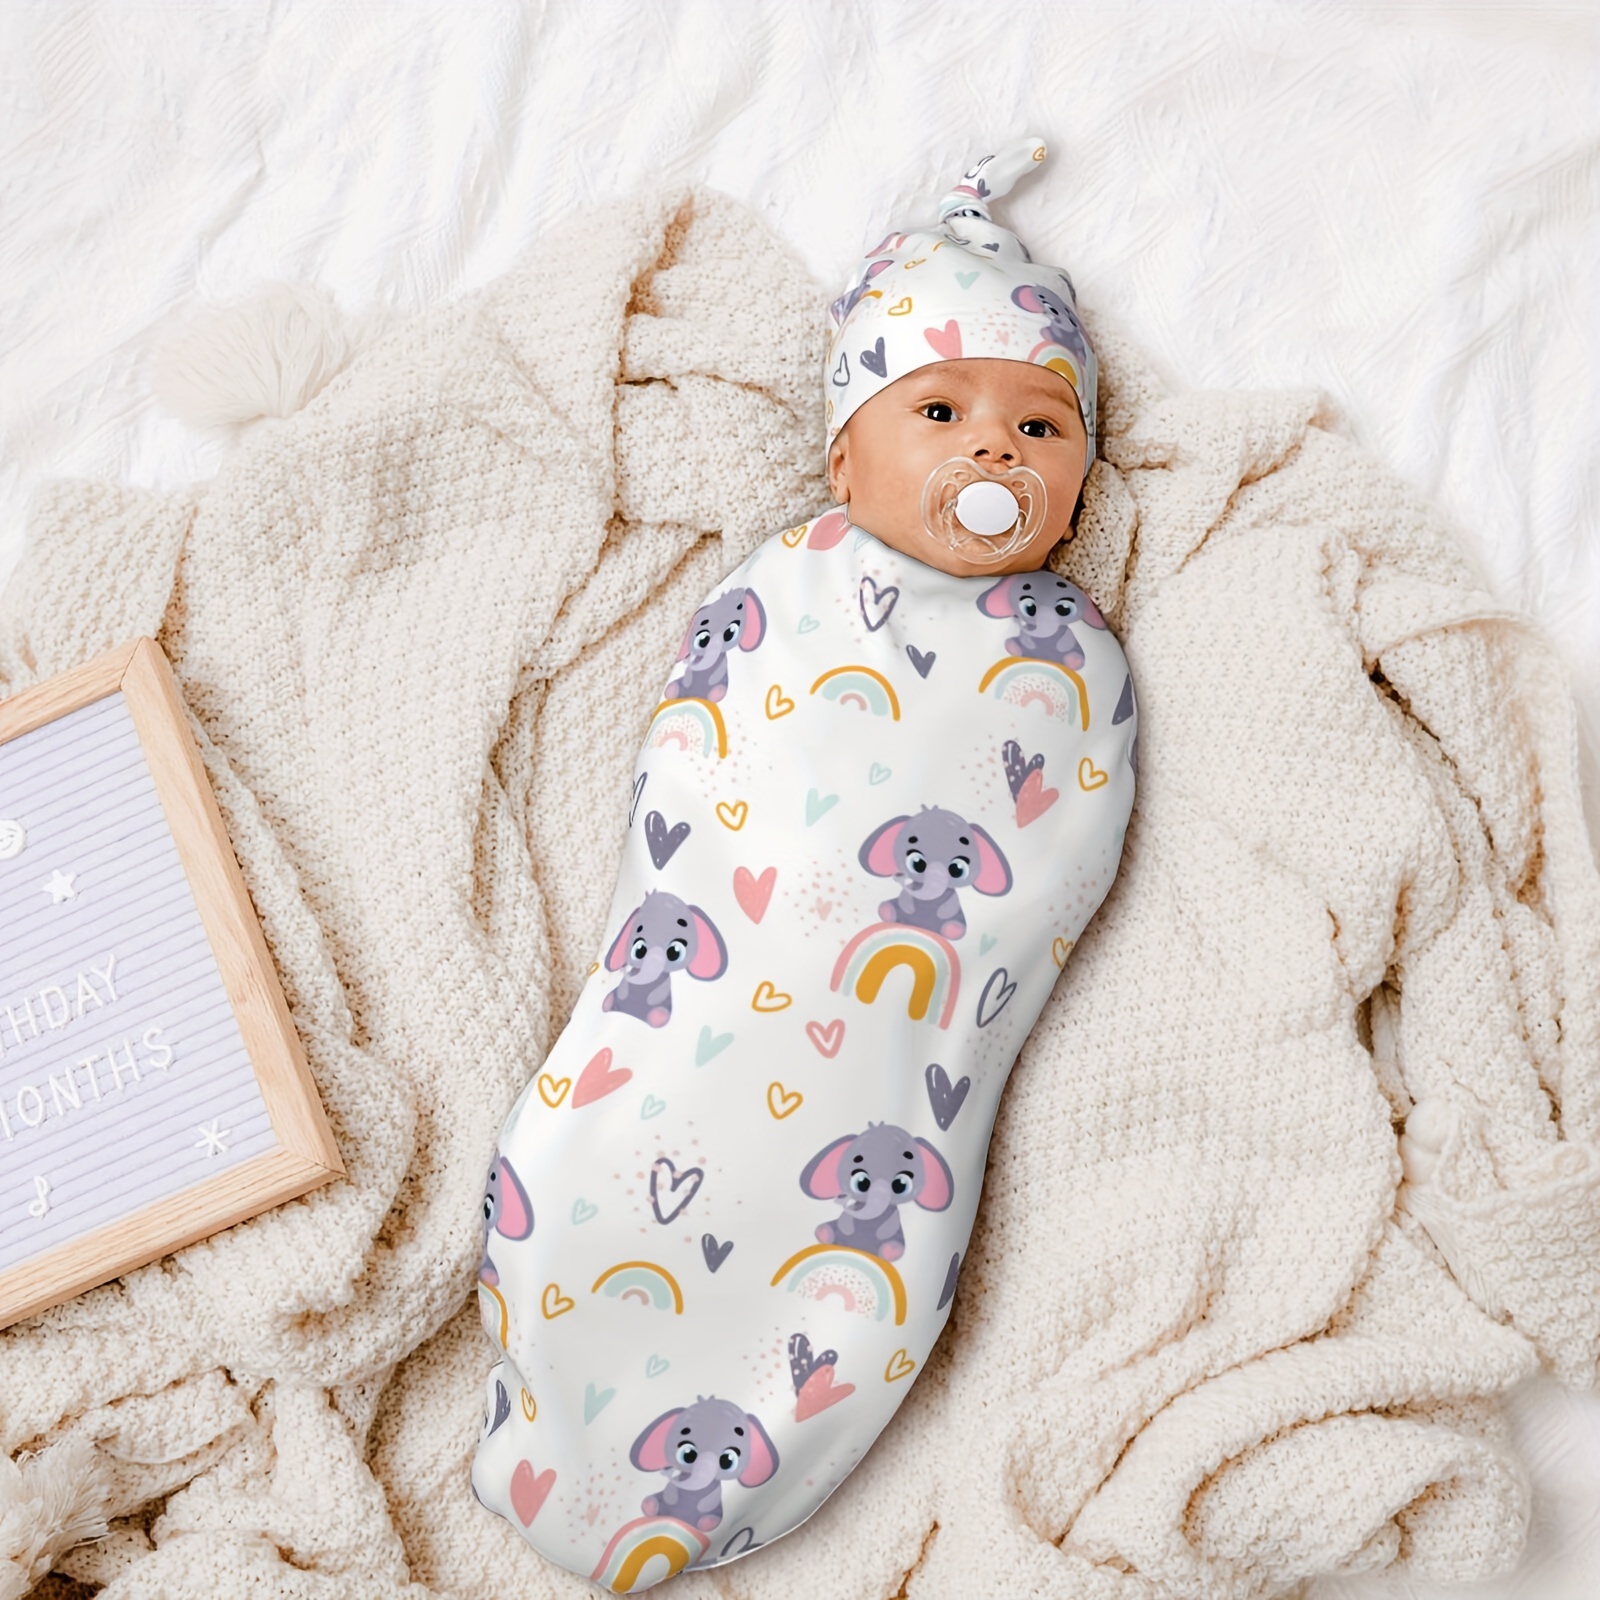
[920,458,1047,564]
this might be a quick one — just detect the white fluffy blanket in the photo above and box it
[0,189,1597,1600]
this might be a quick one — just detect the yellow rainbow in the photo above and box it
[830,922,960,1030]
[770,1243,908,1325]
[591,1260,686,1314]
[591,1516,710,1592]
[977,657,1089,727]
[810,665,902,720]
[646,697,729,758]
[476,1280,509,1349]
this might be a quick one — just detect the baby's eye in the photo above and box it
[921,402,956,422]
[1019,418,1057,438]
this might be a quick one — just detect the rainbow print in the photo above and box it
[831,921,960,1030]
[977,658,1089,727]
[477,1279,510,1350]
[646,698,729,759]
[770,1243,908,1325]
[809,665,901,720]
[591,1260,686,1314]
[591,1516,710,1592]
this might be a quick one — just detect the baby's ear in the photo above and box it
[826,431,851,504]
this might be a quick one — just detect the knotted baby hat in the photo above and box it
[826,136,1097,467]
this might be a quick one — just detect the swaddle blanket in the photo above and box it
[472,514,1135,1588]
[2,187,1598,1600]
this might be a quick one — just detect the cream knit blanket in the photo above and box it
[1,190,1597,1600]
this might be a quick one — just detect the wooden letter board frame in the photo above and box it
[0,638,343,1328]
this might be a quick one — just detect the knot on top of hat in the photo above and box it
[937,136,1048,223]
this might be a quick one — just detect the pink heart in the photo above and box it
[806,508,851,550]
[509,1460,555,1526]
[572,1047,632,1108]
[815,899,832,920]
[733,866,778,923]
[924,320,962,360]
[795,1365,856,1421]
[585,1502,602,1526]
[1014,768,1060,828]
[806,1018,845,1058]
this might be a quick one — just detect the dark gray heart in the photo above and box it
[982,241,1000,252]
[1113,673,1135,725]
[906,644,936,678]
[937,1252,961,1311]
[787,1331,840,1392]
[720,1527,759,1560]
[859,576,900,632]
[701,1232,734,1272]
[1001,738,1045,801]
[976,966,1016,1028]
[924,1062,971,1131]
[487,1378,511,1435]
[644,810,690,870]
[859,336,888,378]
[649,1157,704,1224]
[629,772,647,827]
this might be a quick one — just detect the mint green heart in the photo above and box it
[807,788,840,825]
[571,1197,598,1224]
[980,933,998,955]
[797,614,820,634]
[584,1382,616,1423]
[641,1094,666,1119]
[696,1025,733,1065]
[646,1353,670,1378]
[956,270,979,289]
[869,762,892,785]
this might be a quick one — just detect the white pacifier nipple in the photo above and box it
[920,457,1048,564]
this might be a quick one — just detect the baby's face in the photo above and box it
[827,358,1088,577]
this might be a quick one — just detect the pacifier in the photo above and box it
[920,457,1047,564]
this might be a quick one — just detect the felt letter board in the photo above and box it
[0,638,342,1328]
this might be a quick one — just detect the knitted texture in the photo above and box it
[0,189,1596,1600]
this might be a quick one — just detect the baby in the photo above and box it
[472,137,1136,1591]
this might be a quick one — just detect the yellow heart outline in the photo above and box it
[541,1283,574,1319]
[767,1081,802,1119]
[884,1348,916,1381]
[887,296,913,316]
[781,524,807,548]
[538,1074,571,1108]
[764,684,795,719]
[751,980,793,1012]
[520,1388,537,1421]
[1052,936,1074,969]
[1077,757,1108,791]
[717,799,749,831]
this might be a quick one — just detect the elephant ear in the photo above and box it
[976,576,1019,618]
[1011,283,1049,316]
[630,1408,686,1472]
[967,824,1013,896]
[737,589,766,651]
[859,815,910,878]
[674,623,693,662]
[1074,584,1108,630]
[685,905,728,980]
[737,1413,779,1487]
[606,909,642,971]
[800,1136,856,1199]
[489,1154,535,1239]
[914,1140,954,1212]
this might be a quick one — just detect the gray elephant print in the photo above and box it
[976,571,1107,668]
[859,806,1012,940]
[1012,282,1091,369]
[630,1395,780,1530]
[800,1122,954,1261]
[603,890,728,1027]
[479,1150,533,1286]
[663,587,766,704]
